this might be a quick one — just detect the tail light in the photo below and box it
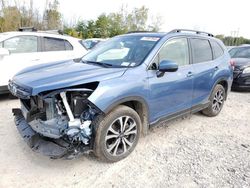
[229,59,235,70]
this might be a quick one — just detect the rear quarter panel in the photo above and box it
[211,52,233,96]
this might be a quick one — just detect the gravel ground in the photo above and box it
[0,91,250,188]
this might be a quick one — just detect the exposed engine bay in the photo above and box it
[15,88,102,159]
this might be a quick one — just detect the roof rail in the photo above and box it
[169,29,214,37]
[18,27,37,32]
[18,27,64,35]
[38,30,64,35]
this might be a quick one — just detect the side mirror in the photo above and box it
[157,60,178,77]
[0,48,10,56]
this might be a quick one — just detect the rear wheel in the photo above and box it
[202,84,225,117]
[94,105,141,162]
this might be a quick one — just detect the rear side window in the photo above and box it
[3,36,38,53]
[210,40,224,59]
[65,40,73,50]
[191,39,212,63]
[43,37,73,51]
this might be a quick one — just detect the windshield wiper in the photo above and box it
[81,60,112,67]
[81,60,123,68]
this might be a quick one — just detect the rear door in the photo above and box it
[147,37,194,122]
[190,38,218,106]
[39,36,75,63]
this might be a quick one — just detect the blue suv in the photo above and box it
[9,29,233,162]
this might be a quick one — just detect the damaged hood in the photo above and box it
[12,60,126,95]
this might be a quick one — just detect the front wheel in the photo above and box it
[94,105,141,162]
[202,84,225,117]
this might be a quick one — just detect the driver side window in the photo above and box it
[151,38,189,69]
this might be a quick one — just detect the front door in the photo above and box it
[0,35,40,86]
[147,37,194,123]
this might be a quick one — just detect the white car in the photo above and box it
[0,31,88,93]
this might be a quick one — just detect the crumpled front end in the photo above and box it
[13,108,71,158]
[10,82,103,159]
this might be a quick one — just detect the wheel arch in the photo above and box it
[103,96,150,136]
[211,78,229,100]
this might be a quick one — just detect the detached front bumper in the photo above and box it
[13,108,72,158]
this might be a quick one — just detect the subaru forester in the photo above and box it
[9,29,233,162]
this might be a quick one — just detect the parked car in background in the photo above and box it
[229,45,250,90]
[81,38,107,50]
[0,31,88,94]
[9,29,233,162]
[226,46,235,51]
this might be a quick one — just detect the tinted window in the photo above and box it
[44,37,65,51]
[82,40,97,50]
[210,40,224,59]
[65,40,73,50]
[229,48,239,57]
[231,47,250,58]
[3,36,38,53]
[191,39,212,63]
[157,38,189,66]
[81,40,102,50]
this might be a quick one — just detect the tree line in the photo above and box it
[0,0,61,32]
[64,6,162,39]
[216,35,250,46]
[1,0,249,45]
[0,0,162,38]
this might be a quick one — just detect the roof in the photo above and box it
[0,31,80,42]
[124,32,167,38]
[230,45,250,50]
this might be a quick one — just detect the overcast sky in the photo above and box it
[30,0,250,38]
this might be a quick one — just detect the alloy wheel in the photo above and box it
[105,116,137,156]
[212,89,224,113]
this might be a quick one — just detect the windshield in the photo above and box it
[82,35,160,67]
[229,47,250,58]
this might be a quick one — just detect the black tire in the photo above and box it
[202,84,225,117]
[93,105,141,162]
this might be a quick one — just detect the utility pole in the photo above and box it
[230,31,235,46]
[43,0,49,30]
[231,30,239,46]
[29,0,33,26]
[236,28,240,46]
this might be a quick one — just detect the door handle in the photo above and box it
[186,72,193,77]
